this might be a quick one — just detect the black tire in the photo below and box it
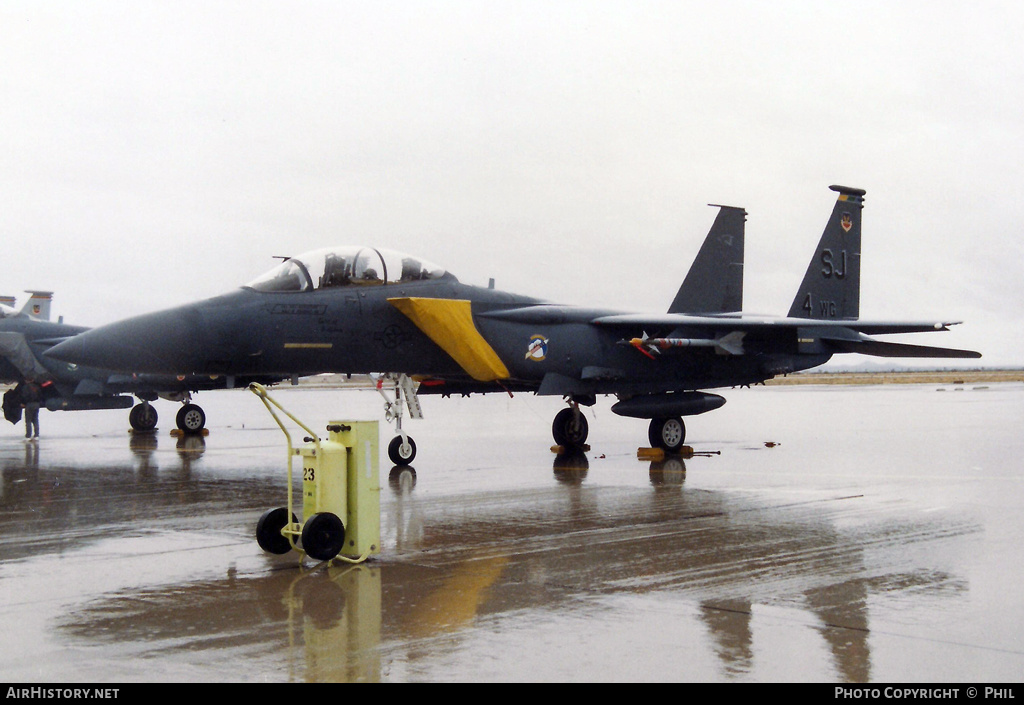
[648,417,686,452]
[388,435,417,465]
[552,407,589,448]
[301,512,346,561]
[129,403,158,431]
[176,403,206,433]
[256,507,297,555]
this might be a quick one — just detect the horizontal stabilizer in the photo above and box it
[828,338,981,359]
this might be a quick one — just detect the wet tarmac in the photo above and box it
[1,381,1022,683]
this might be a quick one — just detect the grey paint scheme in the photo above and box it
[669,204,745,315]
[0,311,283,417]
[45,186,980,441]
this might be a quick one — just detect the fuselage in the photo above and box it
[1,313,279,404]
[45,273,826,399]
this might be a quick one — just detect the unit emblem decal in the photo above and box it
[525,335,549,361]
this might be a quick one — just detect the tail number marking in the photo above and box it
[801,294,838,318]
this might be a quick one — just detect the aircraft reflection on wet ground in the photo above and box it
[0,382,1022,682]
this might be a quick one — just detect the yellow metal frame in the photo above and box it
[249,383,372,564]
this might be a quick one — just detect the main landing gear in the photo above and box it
[648,417,686,453]
[128,399,208,434]
[550,398,687,454]
[129,401,158,432]
[375,373,423,466]
[552,403,589,448]
[175,403,207,434]
[551,395,595,450]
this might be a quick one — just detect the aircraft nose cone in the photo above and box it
[46,306,206,374]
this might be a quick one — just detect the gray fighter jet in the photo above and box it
[47,186,980,463]
[1,293,283,432]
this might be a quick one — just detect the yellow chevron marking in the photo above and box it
[388,297,510,381]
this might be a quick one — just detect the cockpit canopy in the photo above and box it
[245,246,451,293]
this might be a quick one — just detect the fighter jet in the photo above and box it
[47,186,980,463]
[0,292,283,432]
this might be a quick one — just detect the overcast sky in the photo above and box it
[2,1,1021,367]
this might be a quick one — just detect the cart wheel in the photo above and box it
[256,507,296,555]
[301,512,346,561]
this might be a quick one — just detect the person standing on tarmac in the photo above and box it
[21,378,41,440]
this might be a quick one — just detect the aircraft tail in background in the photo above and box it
[21,291,53,321]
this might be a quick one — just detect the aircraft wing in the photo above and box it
[481,307,963,335]
[590,313,965,334]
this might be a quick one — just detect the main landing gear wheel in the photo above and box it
[129,402,158,431]
[649,417,686,453]
[176,403,206,434]
[552,407,589,448]
[388,435,417,466]
[301,512,346,561]
[256,507,297,555]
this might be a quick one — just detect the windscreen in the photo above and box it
[246,247,448,292]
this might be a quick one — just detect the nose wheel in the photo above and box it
[388,434,417,465]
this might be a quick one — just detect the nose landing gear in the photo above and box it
[375,373,422,465]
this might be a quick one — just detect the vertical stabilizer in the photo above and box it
[669,205,746,314]
[787,186,864,320]
[22,291,53,321]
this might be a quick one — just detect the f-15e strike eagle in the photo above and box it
[47,186,980,463]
